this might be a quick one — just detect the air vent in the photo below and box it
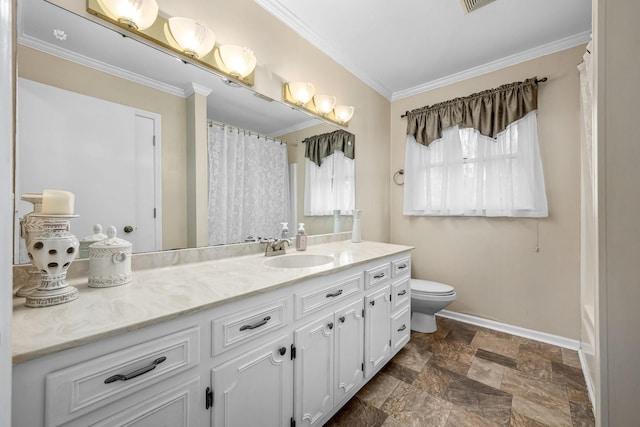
[460,0,496,13]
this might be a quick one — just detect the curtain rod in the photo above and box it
[400,77,548,119]
[207,120,286,145]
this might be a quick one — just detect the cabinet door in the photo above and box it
[211,333,292,427]
[364,287,391,378]
[294,313,335,427]
[334,299,364,406]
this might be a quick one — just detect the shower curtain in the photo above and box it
[207,124,290,245]
[578,39,596,391]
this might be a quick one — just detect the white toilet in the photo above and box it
[411,279,457,333]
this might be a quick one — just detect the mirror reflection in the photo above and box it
[14,0,353,264]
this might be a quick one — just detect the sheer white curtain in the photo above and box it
[404,111,547,217]
[304,150,355,216]
[208,125,290,245]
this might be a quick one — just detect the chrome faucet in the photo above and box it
[265,238,291,256]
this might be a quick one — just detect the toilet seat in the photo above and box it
[411,279,455,296]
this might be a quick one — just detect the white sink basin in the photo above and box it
[264,254,334,269]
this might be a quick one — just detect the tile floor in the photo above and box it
[326,317,594,427]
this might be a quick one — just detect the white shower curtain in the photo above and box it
[208,125,290,245]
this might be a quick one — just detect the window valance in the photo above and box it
[304,129,355,167]
[406,77,539,146]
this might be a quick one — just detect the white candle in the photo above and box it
[41,189,75,215]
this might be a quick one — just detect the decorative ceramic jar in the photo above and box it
[88,226,132,288]
[79,224,107,259]
[24,214,80,307]
[16,193,44,297]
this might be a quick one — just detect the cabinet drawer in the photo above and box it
[391,277,411,311]
[295,273,362,319]
[85,377,200,427]
[391,305,411,353]
[391,257,411,278]
[364,263,390,289]
[45,327,200,427]
[212,297,289,357]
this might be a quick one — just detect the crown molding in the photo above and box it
[18,33,186,98]
[391,30,592,101]
[253,0,393,99]
[184,82,213,97]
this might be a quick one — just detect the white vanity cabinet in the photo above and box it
[293,298,364,426]
[12,322,203,427]
[210,333,293,427]
[12,249,412,427]
[364,286,392,377]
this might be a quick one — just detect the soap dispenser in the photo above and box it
[295,223,307,251]
[280,222,289,239]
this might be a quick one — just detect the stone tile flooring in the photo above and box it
[326,317,594,427]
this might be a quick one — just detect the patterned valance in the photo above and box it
[406,77,539,146]
[304,129,355,167]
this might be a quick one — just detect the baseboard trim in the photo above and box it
[437,310,580,350]
[578,348,597,413]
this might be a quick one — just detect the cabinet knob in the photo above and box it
[123,225,134,233]
[279,346,286,356]
[370,300,375,306]
[327,322,334,330]
[339,316,345,323]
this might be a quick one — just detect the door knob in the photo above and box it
[123,225,134,233]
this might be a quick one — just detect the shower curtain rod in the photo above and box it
[207,120,286,145]
[399,77,548,119]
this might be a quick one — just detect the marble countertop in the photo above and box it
[12,240,412,364]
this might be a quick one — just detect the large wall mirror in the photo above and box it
[14,0,354,264]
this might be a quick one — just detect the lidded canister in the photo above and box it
[88,226,132,287]
[79,224,107,259]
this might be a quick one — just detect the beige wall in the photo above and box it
[17,46,188,251]
[595,0,640,424]
[390,46,584,339]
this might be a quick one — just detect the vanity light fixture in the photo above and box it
[334,105,355,124]
[98,0,159,30]
[286,82,315,106]
[88,0,257,86]
[217,45,257,79]
[167,17,216,58]
[313,94,336,116]
[283,82,354,126]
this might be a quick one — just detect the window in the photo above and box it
[403,111,547,217]
[304,150,355,216]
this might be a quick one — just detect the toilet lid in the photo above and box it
[411,279,455,296]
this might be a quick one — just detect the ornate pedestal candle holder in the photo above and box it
[24,214,80,308]
[16,193,44,297]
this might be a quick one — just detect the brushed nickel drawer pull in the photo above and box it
[398,325,407,332]
[397,289,407,296]
[326,289,343,298]
[239,316,271,331]
[373,273,385,279]
[104,356,167,384]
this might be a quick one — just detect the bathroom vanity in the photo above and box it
[12,240,412,426]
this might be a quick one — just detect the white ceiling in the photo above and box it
[254,0,592,100]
